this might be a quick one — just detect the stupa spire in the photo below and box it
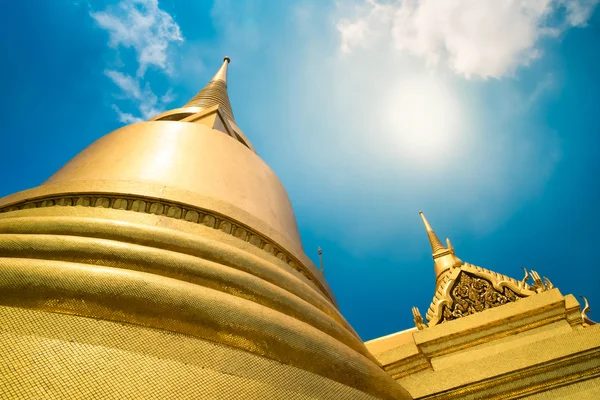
[318,246,324,275]
[419,211,446,254]
[184,56,235,122]
[419,211,463,279]
[211,56,230,83]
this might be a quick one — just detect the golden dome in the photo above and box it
[2,57,309,282]
[0,58,412,399]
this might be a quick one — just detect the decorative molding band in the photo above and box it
[386,354,431,380]
[420,349,600,400]
[419,313,566,360]
[0,193,332,303]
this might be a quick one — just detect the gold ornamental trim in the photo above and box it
[0,193,333,304]
[426,264,537,326]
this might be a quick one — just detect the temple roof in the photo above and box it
[416,213,552,328]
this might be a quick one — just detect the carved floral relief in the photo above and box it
[441,271,522,323]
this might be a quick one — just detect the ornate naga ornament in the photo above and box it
[412,306,427,330]
[580,295,597,326]
[418,212,556,327]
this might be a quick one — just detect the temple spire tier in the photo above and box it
[419,211,462,279]
[418,212,553,329]
[419,211,446,255]
[184,57,235,122]
[149,56,257,152]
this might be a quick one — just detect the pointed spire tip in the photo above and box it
[419,211,446,254]
[184,55,235,121]
[418,211,463,279]
[224,56,231,64]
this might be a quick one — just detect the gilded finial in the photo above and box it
[185,56,235,122]
[520,266,529,288]
[419,211,462,279]
[210,57,230,84]
[521,267,555,293]
[412,307,427,330]
[529,270,543,293]
[318,246,324,275]
[419,211,446,254]
[579,295,597,325]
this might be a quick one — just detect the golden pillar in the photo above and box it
[0,58,411,399]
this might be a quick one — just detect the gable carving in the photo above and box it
[440,271,523,323]
[423,263,542,328]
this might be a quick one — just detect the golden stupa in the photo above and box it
[0,58,598,399]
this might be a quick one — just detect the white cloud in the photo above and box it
[104,69,168,120]
[338,18,370,54]
[160,88,176,104]
[337,0,599,78]
[92,0,182,123]
[104,70,143,100]
[254,2,567,251]
[562,0,600,25]
[111,105,144,124]
[91,0,183,76]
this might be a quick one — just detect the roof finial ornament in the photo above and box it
[210,56,231,84]
[543,277,554,290]
[184,56,235,122]
[521,267,555,293]
[412,307,427,330]
[419,211,463,280]
[318,246,324,275]
[520,266,530,288]
[419,211,446,254]
[579,295,597,325]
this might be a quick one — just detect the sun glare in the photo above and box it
[382,75,466,164]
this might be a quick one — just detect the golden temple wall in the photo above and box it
[366,290,600,399]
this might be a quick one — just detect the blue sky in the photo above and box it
[1,0,599,341]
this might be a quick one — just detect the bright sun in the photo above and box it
[382,74,467,164]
